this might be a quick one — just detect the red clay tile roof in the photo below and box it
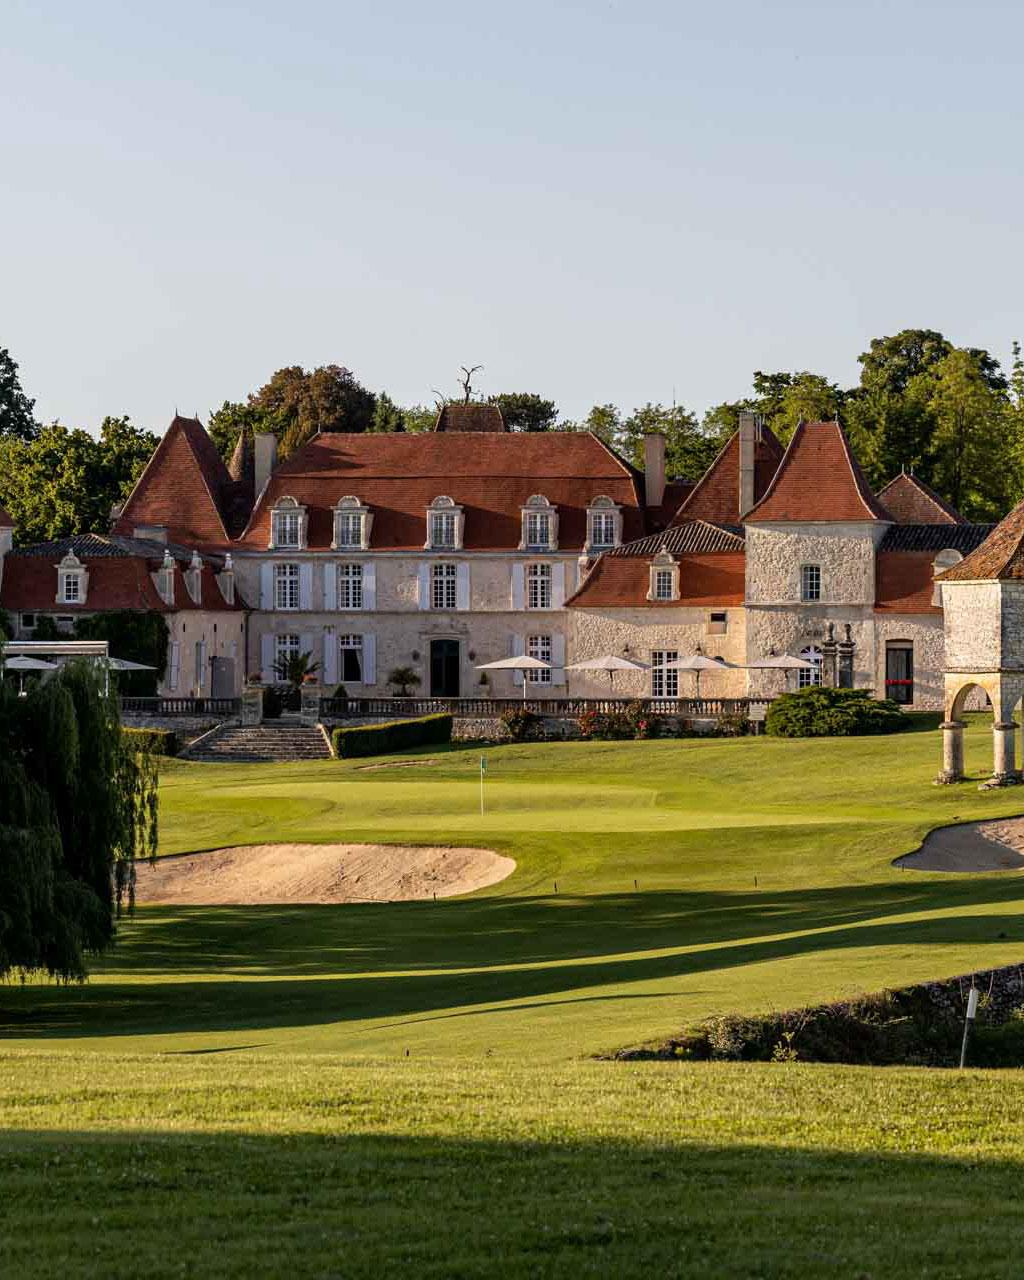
[0,553,172,613]
[874,551,941,614]
[238,431,645,550]
[567,551,746,608]
[0,505,12,529]
[875,473,963,525]
[744,421,891,523]
[671,427,784,526]
[938,497,1024,581]
[113,416,235,547]
[434,403,507,432]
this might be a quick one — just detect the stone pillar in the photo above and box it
[300,681,321,727]
[991,721,1021,785]
[241,683,264,726]
[935,720,965,784]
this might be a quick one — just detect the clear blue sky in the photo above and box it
[3,0,1022,433]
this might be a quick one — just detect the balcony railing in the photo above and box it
[119,697,241,717]
[319,695,770,720]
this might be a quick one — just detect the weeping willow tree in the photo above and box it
[0,660,158,982]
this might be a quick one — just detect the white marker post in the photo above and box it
[480,756,486,815]
[960,986,980,1068]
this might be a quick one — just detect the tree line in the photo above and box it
[1,326,1021,538]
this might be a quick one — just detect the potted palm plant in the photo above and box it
[387,666,421,698]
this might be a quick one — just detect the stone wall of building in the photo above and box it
[745,523,887,607]
[872,614,945,709]
[163,610,247,697]
[943,582,1002,672]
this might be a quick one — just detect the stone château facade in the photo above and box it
[0,406,995,708]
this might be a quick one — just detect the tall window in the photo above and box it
[798,646,823,688]
[273,509,302,548]
[431,562,457,610]
[589,511,616,548]
[275,633,300,670]
[800,564,821,602]
[886,642,914,705]
[527,634,552,684]
[525,511,552,550]
[339,634,363,682]
[430,510,457,549]
[653,569,674,601]
[651,650,679,698]
[338,563,363,609]
[336,512,363,547]
[274,563,300,610]
[527,563,552,609]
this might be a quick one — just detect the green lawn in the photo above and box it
[5,719,1024,1276]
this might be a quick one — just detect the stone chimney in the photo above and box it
[254,432,278,497]
[738,411,759,517]
[643,433,666,509]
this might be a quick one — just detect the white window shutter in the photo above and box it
[299,563,313,610]
[167,642,180,692]
[511,563,525,610]
[362,633,377,685]
[456,562,470,611]
[260,635,275,682]
[551,634,566,685]
[260,562,274,609]
[322,630,338,684]
[552,563,566,609]
[363,562,377,610]
[418,563,430,610]
[323,563,337,611]
[511,633,525,687]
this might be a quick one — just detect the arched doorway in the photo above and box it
[938,676,1020,787]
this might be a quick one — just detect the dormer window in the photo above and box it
[185,551,203,604]
[586,496,622,551]
[56,553,88,606]
[646,549,679,602]
[270,496,307,550]
[932,548,964,606]
[520,495,558,552]
[334,495,372,550]
[156,550,176,606]
[426,496,464,550]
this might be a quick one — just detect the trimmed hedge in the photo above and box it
[765,686,906,738]
[332,712,453,759]
[122,727,178,756]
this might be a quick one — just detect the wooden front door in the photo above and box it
[430,639,460,697]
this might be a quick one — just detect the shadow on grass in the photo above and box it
[2,1127,1024,1277]
[5,877,1024,1040]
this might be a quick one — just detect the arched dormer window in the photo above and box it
[647,548,679,602]
[56,552,88,605]
[932,548,963,606]
[426,495,464,551]
[520,494,558,551]
[585,495,622,552]
[333,495,372,550]
[270,495,307,550]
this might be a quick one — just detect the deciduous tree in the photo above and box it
[0,347,37,441]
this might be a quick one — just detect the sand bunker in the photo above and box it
[135,842,515,905]
[896,816,1024,873]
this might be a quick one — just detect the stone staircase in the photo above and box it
[182,720,332,763]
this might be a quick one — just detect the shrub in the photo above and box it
[387,666,421,698]
[625,701,661,740]
[122,727,177,756]
[500,708,540,742]
[577,709,601,740]
[715,711,749,738]
[765,686,906,738]
[332,712,453,759]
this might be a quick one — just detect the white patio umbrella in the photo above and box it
[106,657,157,671]
[1,653,57,694]
[476,655,553,703]
[663,652,737,698]
[565,654,650,693]
[2,655,58,671]
[745,652,816,692]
